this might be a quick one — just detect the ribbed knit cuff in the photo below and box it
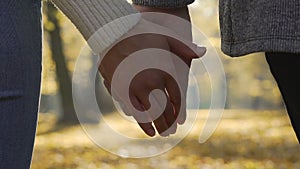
[51,0,141,54]
[132,0,195,8]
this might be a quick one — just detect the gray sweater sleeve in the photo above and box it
[132,0,195,8]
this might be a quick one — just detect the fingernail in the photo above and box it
[147,129,155,137]
[160,132,169,137]
[197,44,206,48]
[177,118,186,125]
[196,46,206,57]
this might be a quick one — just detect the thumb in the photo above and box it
[167,37,206,61]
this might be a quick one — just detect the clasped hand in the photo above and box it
[98,6,206,137]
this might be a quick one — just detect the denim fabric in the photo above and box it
[0,0,42,168]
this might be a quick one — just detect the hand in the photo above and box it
[98,7,206,137]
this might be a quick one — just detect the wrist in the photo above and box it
[134,5,190,21]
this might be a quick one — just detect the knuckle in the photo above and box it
[98,65,106,75]
[172,97,181,105]
[146,80,160,89]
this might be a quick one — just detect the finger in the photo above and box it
[103,80,123,104]
[138,123,155,137]
[163,118,177,135]
[150,88,177,135]
[162,92,176,128]
[98,65,110,82]
[165,79,187,125]
[130,94,156,137]
[103,80,111,95]
[177,98,187,125]
[167,37,206,62]
[153,114,170,137]
[151,89,174,136]
[162,96,177,135]
[165,80,181,119]
[103,80,132,117]
[135,89,170,136]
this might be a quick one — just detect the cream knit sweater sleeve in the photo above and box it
[51,0,140,53]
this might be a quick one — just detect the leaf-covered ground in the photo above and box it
[31,110,300,169]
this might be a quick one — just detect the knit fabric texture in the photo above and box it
[219,0,300,57]
[51,0,140,53]
[132,0,195,8]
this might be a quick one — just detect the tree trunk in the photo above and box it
[45,3,78,124]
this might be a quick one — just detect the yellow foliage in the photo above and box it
[32,110,299,169]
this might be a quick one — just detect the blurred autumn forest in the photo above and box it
[31,1,300,169]
[42,1,115,124]
[40,0,283,123]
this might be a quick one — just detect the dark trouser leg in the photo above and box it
[0,0,42,168]
[265,52,300,143]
